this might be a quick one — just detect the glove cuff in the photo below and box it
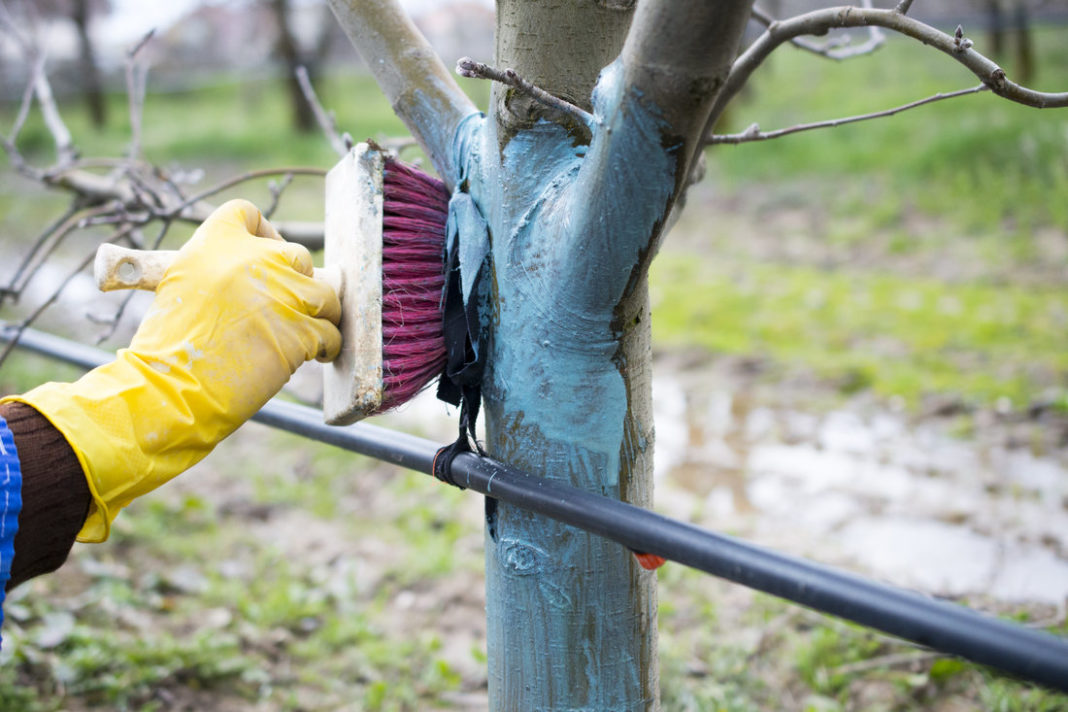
[3,351,220,542]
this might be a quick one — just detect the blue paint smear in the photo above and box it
[449,59,677,709]
[452,59,678,475]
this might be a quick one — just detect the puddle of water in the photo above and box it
[653,367,1068,606]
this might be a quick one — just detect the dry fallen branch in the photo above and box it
[707,85,988,145]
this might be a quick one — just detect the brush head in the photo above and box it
[379,155,450,412]
[322,143,449,425]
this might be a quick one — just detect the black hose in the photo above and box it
[5,325,1068,692]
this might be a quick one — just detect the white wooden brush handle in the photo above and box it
[94,243,342,295]
[94,244,177,292]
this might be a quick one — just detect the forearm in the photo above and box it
[0,402,89,590]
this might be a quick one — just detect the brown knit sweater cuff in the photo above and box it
[0,401,90,590]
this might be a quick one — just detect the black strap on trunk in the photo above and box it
[434,191,491,488]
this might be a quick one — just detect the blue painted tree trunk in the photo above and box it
[327,1,756,707]
[450,56,680,707]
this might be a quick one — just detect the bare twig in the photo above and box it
[0,2,77,166]
[0,243,99,369]
[715,5,1068,125]
[456,57,596,128]
[707,85,987,145]
[8,53,43,143]
[4,205,111,305]
[32,60,76,166]
[125,29,155,162]
[174,167,325,217]
[0,202,82,306]
[263,173,295,220]
[895,0,916,14]
[295,65,348,157]
[751,1,885,61]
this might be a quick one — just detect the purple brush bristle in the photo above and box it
[377,156,450,412]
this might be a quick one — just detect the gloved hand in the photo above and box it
[2,200,341,542]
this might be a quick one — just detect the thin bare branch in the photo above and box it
[456,57,596,128]
[0,242,100,369]
[8,53,43,143]
[32,164,326,246]
[174,167,325,217]
[895,0,916,14]
[707,85,987,145]
[295,65,348,157]
[0,2,75,165]
[4,205,112,304]
[715,5,1068,128]
[32,60,77,166]
[125,29,155,162]
[0,202,82,306]
[263,173,295,220]
[751,1,885,61]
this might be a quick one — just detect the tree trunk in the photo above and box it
[480,6,661,709]
[328,1,754,708]
[986,0,1006,58]
[70,0,106,129]
[1012,1,1034,85]
[271,0,317,133]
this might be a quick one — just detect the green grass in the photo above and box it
[652,26,1068,411]
[712,27,1068,234]
[657,567,1068,712]
[651,254,1068,408]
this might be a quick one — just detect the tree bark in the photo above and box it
[70,0,106,129]
[270,0,317,133]
[1012,1,1034,85]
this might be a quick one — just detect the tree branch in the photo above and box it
[35,164,326,247]
[560,0,754,309]
[751,1,885,61]
[610,0,754,199]
[707,84,988,145]
[327,0,476,187]
[456,57,595,129]
[295,65,349,157]
[125,29,154,162]
[714,5,1068,129]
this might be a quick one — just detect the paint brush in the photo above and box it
[94,142,450,424]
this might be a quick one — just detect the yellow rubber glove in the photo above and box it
[2,200,341,542]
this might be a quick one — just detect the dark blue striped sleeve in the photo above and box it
[0,416,24,649]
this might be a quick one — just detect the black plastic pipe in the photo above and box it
[5,325,1068,692]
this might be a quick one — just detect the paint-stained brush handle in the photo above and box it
[93,243,340,294]
[94,244,178,292]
